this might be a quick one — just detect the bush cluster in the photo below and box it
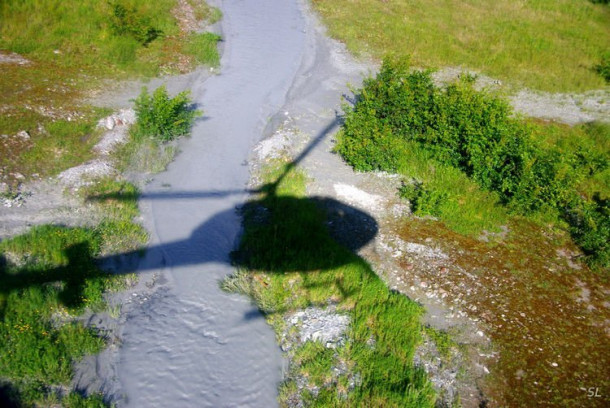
[337,57,609,268]
[132,86,200,142]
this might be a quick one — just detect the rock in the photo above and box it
[0,52,30,65]
[104,117,116,130]
[16,130,30,141]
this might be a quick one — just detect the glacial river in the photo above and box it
[117,1,306,406]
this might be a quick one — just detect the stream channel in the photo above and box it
[117,1,306,406]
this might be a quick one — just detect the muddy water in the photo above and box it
[117,1,305,406]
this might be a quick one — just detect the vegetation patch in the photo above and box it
[311,0,610,92]
[185,32,222,68]
[224,159,436,407]
[335,56,610,405]
[0,0,220,187]
[0,178,146,406]
[397,218,610,407]
[116,86,200,174]
[336,57,609,270]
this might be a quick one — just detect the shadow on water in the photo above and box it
[0,118,379,311]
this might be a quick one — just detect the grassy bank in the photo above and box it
[224,160,437,407]
[0,0,220,187]
[311,0,610,92]
[0,180,147,407]
[335,58,610,406]
[0,75,200,406]
[336,58,609,270]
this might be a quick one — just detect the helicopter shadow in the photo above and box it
[0,117,379,311]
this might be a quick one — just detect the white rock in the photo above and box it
[104,117,116,130]
[16,130,30,141]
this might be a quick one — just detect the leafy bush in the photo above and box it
[594,51,610,82]
[132,85,200,142]
[337,57,609,268]
[565,194,610,268]
[109,1,162,46]
[399,181,448,217]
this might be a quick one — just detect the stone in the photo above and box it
[104,117,116,130]
[16,130,31,141]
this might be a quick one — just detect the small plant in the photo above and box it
[399,180,448,217]
[594,51,610,82]
[109,1,162,46]
[132,86,200,142]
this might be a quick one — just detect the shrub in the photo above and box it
[565,194,610,268]
[594,51,610,82]
[399,181,448,217]
[109,1,162,46]
[132,85,200,142]
[337,57,609,268]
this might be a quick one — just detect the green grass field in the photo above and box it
[0,0,220,187]
[312,0,610,92]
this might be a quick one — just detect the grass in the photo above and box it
[224,159,436,407]
[0,179,147,407]
[311,0,610,92]
[0,0,220,187]
[185,32,222,67]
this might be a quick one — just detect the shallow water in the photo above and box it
[117,1,306,406]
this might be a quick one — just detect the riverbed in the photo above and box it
[116,1,306,406]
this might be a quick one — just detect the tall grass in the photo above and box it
[312,0,610,92]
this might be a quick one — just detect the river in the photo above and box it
[117,1,306,406]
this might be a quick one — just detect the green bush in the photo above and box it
[398,181,448,217]
[109,1,162,46]
[337,57,609,268]
[594,51,610,82]
[565,194,610,268]
[132,85,200,142]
